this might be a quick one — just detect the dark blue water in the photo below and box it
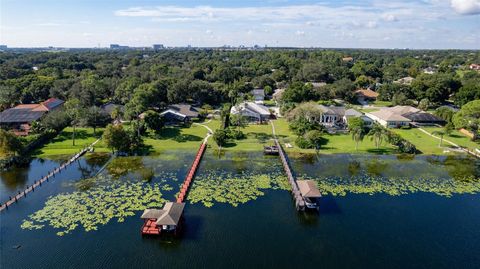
[1,152,480,269]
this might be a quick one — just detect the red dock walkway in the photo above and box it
[176,142,207,203]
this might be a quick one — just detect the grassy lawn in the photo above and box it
[145,123,212,153]
[371,100,392,107]
[34,127,108,157]
[220,121,274,151]
[272,119,396,154]
[391,128,454,155]
[421,127,480,151]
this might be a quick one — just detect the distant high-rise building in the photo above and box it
[153,44,164,50]
[110,44,129,49]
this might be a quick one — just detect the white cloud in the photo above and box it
[381,14,398,22]
[450,0,480,15]
[295,30,305,36]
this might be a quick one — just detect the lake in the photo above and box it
[1,151,480,269]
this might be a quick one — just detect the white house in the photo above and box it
[231,102,271,122]
[316,105,363,127]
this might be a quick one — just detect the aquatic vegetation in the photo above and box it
[188,171,289,207]
[301,174,480,197]
[21,181,166,236]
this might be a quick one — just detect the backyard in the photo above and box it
[33,127,108,157]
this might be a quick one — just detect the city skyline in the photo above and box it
[1,0,479,49]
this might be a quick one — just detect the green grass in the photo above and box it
[34,127,108,157]
[422,127,480,151]
[371,100,393,107]
[225,122,274,151]
[144,123,212,153]
[391,128,454,155]
[272,119,396,154]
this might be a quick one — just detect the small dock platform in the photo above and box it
[263,145,279,155]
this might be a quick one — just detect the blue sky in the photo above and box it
[1,0,479,49]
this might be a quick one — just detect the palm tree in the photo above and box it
[432,130,445,147]
[368,123,387,149]
[351,126,365,151]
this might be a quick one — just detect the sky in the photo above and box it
[0,0,479,49]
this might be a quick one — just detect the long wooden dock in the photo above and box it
[0,139,101,212]
[176,141,207,203]
[274,139,306,211]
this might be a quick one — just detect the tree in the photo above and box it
[213,129,228,150]
[304,130,326,152]
[348,117,365,150]
[64,98,85,146]
[0,129,23,158]
[452,100,480,138]
[435,106,455,124]
[229,114,247,128]
[368,123,387,149]
[432,130,445,147]
[0,84,20,110]
[142,110,164,132]
[102,124,129,153]
[41,109,70,132]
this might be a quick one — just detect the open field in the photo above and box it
[33,127,108,157]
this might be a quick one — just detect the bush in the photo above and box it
[226,128,246,140]
[295,136,311,149]
[400,125,411,130]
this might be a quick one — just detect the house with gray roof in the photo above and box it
[316,105,363,127]
[251,89,265,104]
[160,104,200,124]
[141,202,185,232]
[231,102,271,122]
[366,106,442,128]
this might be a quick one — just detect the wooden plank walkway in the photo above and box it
[0,138,101,212]
[274,139,306,211]
[176,141,207,203]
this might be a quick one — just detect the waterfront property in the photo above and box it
[230,102,271,122]
[160,104,201,124]
[316,105,363,129]
[366,106,443,128]
[0,98,64,135]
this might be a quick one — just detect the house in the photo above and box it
[366,106,443,128]
[423,67,436,74]
[366,110,411,128]
[160,104,200,124]
[272,88,285,103]
[342,56,354,62]
[316,105,363,127]
[394,76,414,85]
[470,64,480,71]
[0,98,64,135]
[141,202,185,235]
[355,89,379,104]
[231,102,271,122]
[251,89,265,104]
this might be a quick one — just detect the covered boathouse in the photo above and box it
[297,180,322,210]
[141,202,185,235]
